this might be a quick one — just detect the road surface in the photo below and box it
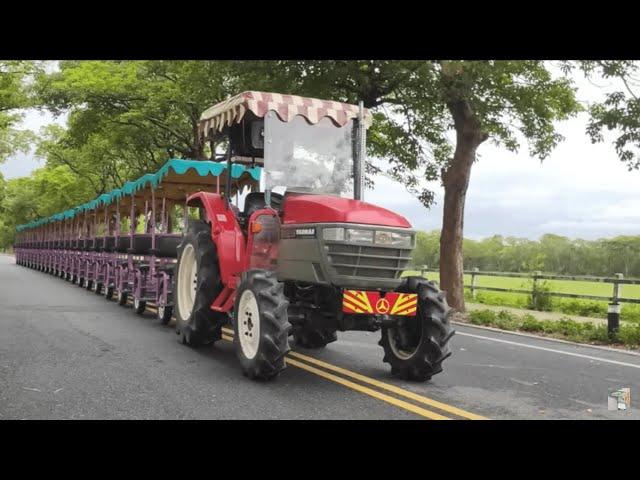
[1,254,638,420]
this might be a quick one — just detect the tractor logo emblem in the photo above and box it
[376,298,390,314]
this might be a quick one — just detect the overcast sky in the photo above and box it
[2,64,639,241]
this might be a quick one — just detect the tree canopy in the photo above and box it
[2,60,640,302]
[0,60,38,163]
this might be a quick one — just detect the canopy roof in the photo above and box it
[199,91,372,139]
[16,159,261,232]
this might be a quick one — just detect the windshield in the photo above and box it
[263,113,354,198]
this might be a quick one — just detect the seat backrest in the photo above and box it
[243,191,284,219]
[243,192,267,218]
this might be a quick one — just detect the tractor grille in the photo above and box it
[325,243,412,279]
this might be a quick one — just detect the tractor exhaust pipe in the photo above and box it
[354,100,365,201]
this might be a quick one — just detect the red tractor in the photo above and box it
[174,91,454,381]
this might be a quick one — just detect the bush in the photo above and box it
[468,309,497,325]
[521,315,543,332]
[528,280,553,311]
[555,299,607,318]
[616,324,640,347]
[463,308,638,348]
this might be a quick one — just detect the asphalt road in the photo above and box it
[1,254,639,420]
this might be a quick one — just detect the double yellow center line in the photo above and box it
[138,301,486,420]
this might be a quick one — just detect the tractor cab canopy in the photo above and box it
[199,91,372,199]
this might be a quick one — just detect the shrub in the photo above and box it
[468,309,497,325]
[528,279,553,311]
[521,315,543,332]
[463,308,638,348]
[616,324,640,347]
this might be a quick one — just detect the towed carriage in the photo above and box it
[14,159,259,323]
[15,91,454,382]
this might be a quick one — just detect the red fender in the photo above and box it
[186,192,245,289]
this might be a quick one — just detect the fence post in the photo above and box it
[532,271,542,310]
[471,267,479,300]
[608,273,623,336]
[421,265,428,278]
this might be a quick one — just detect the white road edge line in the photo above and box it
[453,321,640,357]
[456,331,640,369]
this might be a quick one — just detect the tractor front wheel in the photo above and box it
[379,277,455,382]
[233,270,291,380]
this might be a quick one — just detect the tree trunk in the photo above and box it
[439,100,488,312]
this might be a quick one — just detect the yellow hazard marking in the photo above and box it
[343,291,372,313]
[342,301,364,313]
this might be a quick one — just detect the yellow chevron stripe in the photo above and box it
[343,293,368,312]
[343,291,372,313]
[391,299,417,315]
[342,301,364,314]
[351,290,373,312]
[391,294,417,313]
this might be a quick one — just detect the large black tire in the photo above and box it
[173,220,226,347]
[233,270,291,380]
[133,297,146,315]
[104,286,114,301]
[379,276,455,382]
[157,305,173,325]
[293,327,337,349]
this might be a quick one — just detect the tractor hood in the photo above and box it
[282,194,411,228]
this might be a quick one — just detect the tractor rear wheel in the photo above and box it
[379,277,455,382]
[174,220,225,347]
[233,270,291,380]
[293,328,337,349]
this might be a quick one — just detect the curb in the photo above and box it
[452,320,640,357]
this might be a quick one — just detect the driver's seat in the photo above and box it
[243,191,283,219]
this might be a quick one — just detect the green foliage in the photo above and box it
[575,61,640,170]
[33,61,241,192]
[528,279,553,311]
[466,308,640,347]
[0,164,94,248]
[412,229,640,278]
[0,61,40,163]
[232,60,580,207]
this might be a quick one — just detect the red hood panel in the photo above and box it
[282,194,411,228]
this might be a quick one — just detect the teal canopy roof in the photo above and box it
[16,159,261,232]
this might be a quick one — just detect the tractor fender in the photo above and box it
[186,192,245,288]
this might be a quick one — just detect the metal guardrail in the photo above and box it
[417,266,640,305]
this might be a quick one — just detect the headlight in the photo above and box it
[346,228,374,244]
[375,230,412,248]
[323,227,345,241]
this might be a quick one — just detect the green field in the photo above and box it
[403,270,640,323]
